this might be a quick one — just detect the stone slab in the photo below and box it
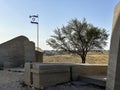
[31,63,70,89]
[24,63,32,86]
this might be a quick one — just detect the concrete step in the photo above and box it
[79,76,106,87]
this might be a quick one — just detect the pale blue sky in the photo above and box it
[0,0,119,50]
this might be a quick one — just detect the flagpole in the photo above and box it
[37,14,39,50]
[29,14,39,51]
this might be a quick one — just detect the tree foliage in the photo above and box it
[47,18,109,63]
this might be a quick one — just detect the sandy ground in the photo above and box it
[45,82,105,90]
[0,70,29,90]
[0,70,105,90]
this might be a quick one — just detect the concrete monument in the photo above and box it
[106,2,120,90]
[0,36,36,68]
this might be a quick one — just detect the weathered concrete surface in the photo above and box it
[25,63,70,89]
[35,51,43,62]
[25,63,107,89]
[0,36,36,68]
[72,64,107,80]
[24,63,32,86]
[106,2,120,90]
[112,2,120,31]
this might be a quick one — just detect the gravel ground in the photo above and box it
[0,70,105,90]
[0,70,29,90]
[45,81,105,90]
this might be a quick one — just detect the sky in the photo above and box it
[0,0,119,50]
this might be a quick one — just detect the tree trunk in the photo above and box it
[81,56,86,63]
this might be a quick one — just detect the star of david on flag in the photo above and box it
[29,15,39,24]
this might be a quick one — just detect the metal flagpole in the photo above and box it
[37,14,39,51]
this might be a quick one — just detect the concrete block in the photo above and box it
[31,63,70,89]
[106,2,120,90]
[24,63,108,89]
[35,51,43,62]
[24,63,32,85]
[72,64,107,80]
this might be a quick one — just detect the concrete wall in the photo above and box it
[0,36,36,68]
[25,63,107,89]
[106,2,120,90]
[35,51,43,62]
[72,64,107,80]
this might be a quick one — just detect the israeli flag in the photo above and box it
[29,15,39,24]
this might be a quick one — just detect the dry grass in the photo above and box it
[43,52,108,64]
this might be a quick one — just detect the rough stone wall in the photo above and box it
[0,36,36,68]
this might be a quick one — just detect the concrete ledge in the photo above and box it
[72,64,107,80]
[79,76,106,87]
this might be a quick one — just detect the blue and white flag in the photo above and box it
[29,15,39,24]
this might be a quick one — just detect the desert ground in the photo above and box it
[43,52,108,64]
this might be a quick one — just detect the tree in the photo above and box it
[47,18,109,63]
